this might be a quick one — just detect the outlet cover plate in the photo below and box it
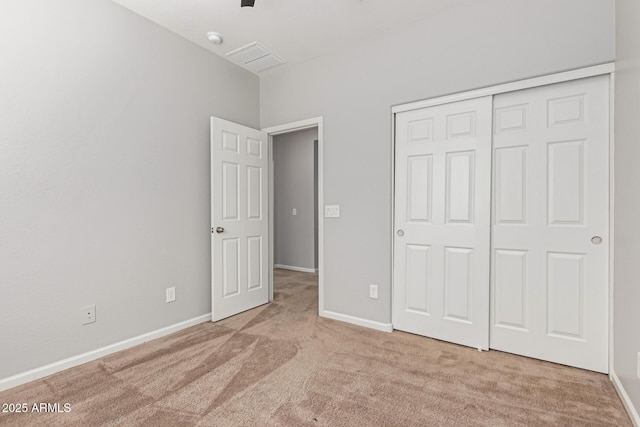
[82,305,96,325]
[166,287,176,303]
[369,284,378,299]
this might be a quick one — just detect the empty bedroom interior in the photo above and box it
[0,0,639,425]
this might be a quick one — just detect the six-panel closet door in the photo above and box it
[490,75,609,373]
[393,75,609,372]
[393,96,493,350]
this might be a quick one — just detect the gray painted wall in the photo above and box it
[260,0,615,324]
[0,0,259,380]
[614,0,640,413]
[273,128,318,270]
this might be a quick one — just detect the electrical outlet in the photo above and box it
[292,208,297,216]
[369,284,378,299]
[82,305,96,325]
[166,287,176,303]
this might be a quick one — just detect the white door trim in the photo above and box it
[391,64,614,370]
[608,72,616,376]
[263,117,324,314]
[392,63,615,114]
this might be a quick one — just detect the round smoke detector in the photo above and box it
[207,32,224,45]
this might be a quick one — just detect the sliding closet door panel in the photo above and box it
[393,97,492,350]
[490,75,609,373]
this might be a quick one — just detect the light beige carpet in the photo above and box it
[0,269,631,426]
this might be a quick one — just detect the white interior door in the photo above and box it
[211,117,269,321]
[490,76,609,372]
[393,96,492,350]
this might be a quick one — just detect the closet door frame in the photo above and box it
[391,62,615,371]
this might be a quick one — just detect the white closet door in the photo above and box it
[490,76,609,372]
[393,97,492,350]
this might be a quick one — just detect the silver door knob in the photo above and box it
[397,229,405,237]
[591,236,603,244]
[215,227,225,234]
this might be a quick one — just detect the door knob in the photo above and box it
[215,227,225,234]
[591,236,603,244]
[397,229,405,237]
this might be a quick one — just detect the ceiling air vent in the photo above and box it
[225,42,286,73]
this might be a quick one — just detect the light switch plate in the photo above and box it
[325,205,340,218]
[369,284,378,299]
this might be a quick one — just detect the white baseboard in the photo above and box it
[0,313,212,393]
[321,310,393,333]
[611,370,640,426]
[274,264,318,273]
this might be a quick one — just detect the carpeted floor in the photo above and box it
[0,269,631,426]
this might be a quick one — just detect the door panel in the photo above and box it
[393,96,492,350]
[406,244,431,314]
[211,117,269,321]
[490,75,609,373]
[494,146,527,223]
[247,166,262,220]
[222,238,240,297]
[444,247,473,322]
[546,252,584,339]
[407,155,433,223]
[446,151,474,223]
[222,162,240,220]
[247,235,263,290]
[493,249,527,329]
[547,140,585,225]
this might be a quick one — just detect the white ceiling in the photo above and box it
[112,0,465,74]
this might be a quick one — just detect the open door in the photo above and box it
[211,117,269,321]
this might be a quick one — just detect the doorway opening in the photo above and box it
[265,117,324,314]
[272,129,319,275]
